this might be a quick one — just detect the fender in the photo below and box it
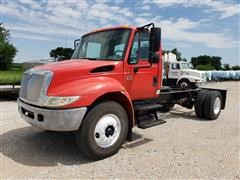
[47,76,133,108]
[177,76,202,84]
[47,76,135,126]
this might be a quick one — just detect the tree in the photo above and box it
[211,56,222,70]
[0,23,17,70]
[223,63,231,70]
[196,63,215,70]
[171,48,182,61]
[50,47,74,61]
[232,65,240,70]
[190,55,222,70]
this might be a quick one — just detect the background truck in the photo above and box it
[163,52,206,88]
[18,23,227,160]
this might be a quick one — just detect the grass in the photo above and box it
[0,64,24,85]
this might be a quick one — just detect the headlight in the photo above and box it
[44,96,80,107]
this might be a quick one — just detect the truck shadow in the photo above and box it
[0,127,152,167]
[0,126,92,166]
[161,107,213,121]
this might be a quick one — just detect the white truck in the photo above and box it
[163,53,206,88]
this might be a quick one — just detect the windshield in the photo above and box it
[72,29,130,61]
[181,63,191,69]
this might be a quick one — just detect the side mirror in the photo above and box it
[74,39,81,49]
[149,27,161,63]
[149,27,161,52]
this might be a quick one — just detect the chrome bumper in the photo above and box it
[18,99,87,131]
[196,81,207,87]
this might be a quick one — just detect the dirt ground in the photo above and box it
[0,81,239,179]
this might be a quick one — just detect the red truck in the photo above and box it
[18,23,227,160]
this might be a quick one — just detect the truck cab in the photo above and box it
[163,53,206,88]
[18,23,226,160]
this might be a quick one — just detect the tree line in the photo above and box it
[163,48,240,70]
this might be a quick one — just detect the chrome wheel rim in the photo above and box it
[213,97,221,115]
[94,114,121,148]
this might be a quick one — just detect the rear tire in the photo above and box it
[203,91,222,120]
[75,101,128,160]
[194,90,208,118]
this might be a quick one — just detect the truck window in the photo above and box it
[129,31,150,64]
[139,31,149,60]
[86,42,101,58]
[181,63,191,69]
[129,33,139,64]
[172,63,180,69]
[114,43,125,57]
[72,29,130,61]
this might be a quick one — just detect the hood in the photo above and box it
[37,59,119,74]
[181,69,206,80]
[35,59,120,84]
[182,69,205,74]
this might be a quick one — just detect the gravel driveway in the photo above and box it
[0,81,239,179]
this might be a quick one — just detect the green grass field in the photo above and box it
[0,64,24,85]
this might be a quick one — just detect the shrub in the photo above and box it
[196,63,215,70]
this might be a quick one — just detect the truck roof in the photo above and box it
[84,25,136,36]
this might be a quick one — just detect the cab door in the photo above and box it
[168,62,181,79]
[124,31,159,100]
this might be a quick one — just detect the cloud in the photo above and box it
[135,17,238,49]
[141,5,151,10]
[1,0,132,39]
[1,0,238,50]
[150,0,240,19]
[12,32,54,41]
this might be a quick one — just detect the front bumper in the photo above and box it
[195,79,207,87]
[18,99,87,131]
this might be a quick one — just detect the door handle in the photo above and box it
[153,76,157,87]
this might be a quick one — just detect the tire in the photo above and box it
[75,101,128,160]
[203,91,222,120]
[162,103,175,112]
[194,90,208,118]
[178,79,191,88]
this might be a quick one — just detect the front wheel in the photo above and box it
[178,79,191,88]
[75,101,128,160]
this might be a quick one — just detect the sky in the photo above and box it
[0,0,239,65]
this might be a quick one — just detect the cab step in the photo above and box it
[136,112,166,129]
[138,118,166,129]
[134,103,162,113]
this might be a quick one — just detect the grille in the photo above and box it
[20,72,46,102]
[19,73,29,99]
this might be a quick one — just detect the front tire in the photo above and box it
[75,101,128,160]
[178,79,191,88]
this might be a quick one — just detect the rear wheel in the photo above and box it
[75,101,128,160]
[203,91,222,120]
[194,90,208,118]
